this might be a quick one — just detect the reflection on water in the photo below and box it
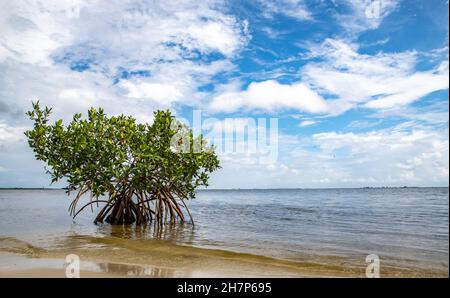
[95,222,196,243]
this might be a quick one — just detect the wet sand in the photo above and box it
[0,267,119,278]
[0,236,446,278]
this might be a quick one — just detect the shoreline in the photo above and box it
[1,186,449,191]
[0,236,447,278]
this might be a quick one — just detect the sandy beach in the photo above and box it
[0,235,446,278]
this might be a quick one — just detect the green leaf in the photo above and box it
[24,102,221,225]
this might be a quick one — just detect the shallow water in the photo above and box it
[0,188,448,276]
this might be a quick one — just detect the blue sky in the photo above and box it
[0,0,448,188]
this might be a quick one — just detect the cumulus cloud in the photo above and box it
[0,0,249,65]
[209,80,329,113]
[0,61,156,123]
[117,59,235,108]
[119,81,183,105]
[0,0,249,118]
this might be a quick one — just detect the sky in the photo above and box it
[0,0,448,188]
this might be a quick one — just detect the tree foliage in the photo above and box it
[25,101,220,225]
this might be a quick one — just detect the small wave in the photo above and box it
[0,236,46,256]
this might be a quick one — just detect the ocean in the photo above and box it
[0,188,448,277]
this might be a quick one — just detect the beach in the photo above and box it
[1,235,445,278]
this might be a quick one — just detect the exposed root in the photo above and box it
[71,186,194,226]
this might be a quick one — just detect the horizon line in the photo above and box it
[0,186,448,190]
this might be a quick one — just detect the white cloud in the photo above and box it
[0,0,249,113]
[347,119,382,130]
[210,39,448,115]
[210,123,449,188]
[298,120,317,127]
[259,0,312,21]
[309,124,449,185]
[116,59,235,108]
[302,39,449,113]
[0,0,83,65]
[370,101,449,125]
[209,80,329,113]
[0,121,25,144]
[0,0,252,127]
[0,0,249,65]
[0,125,56,188]
[186,19,249,56]
[336,0,399,34]
[365,64,449,109]
[0,61,151,122]
[120,81,183,105]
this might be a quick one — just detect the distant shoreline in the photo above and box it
[0,186,448,191]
